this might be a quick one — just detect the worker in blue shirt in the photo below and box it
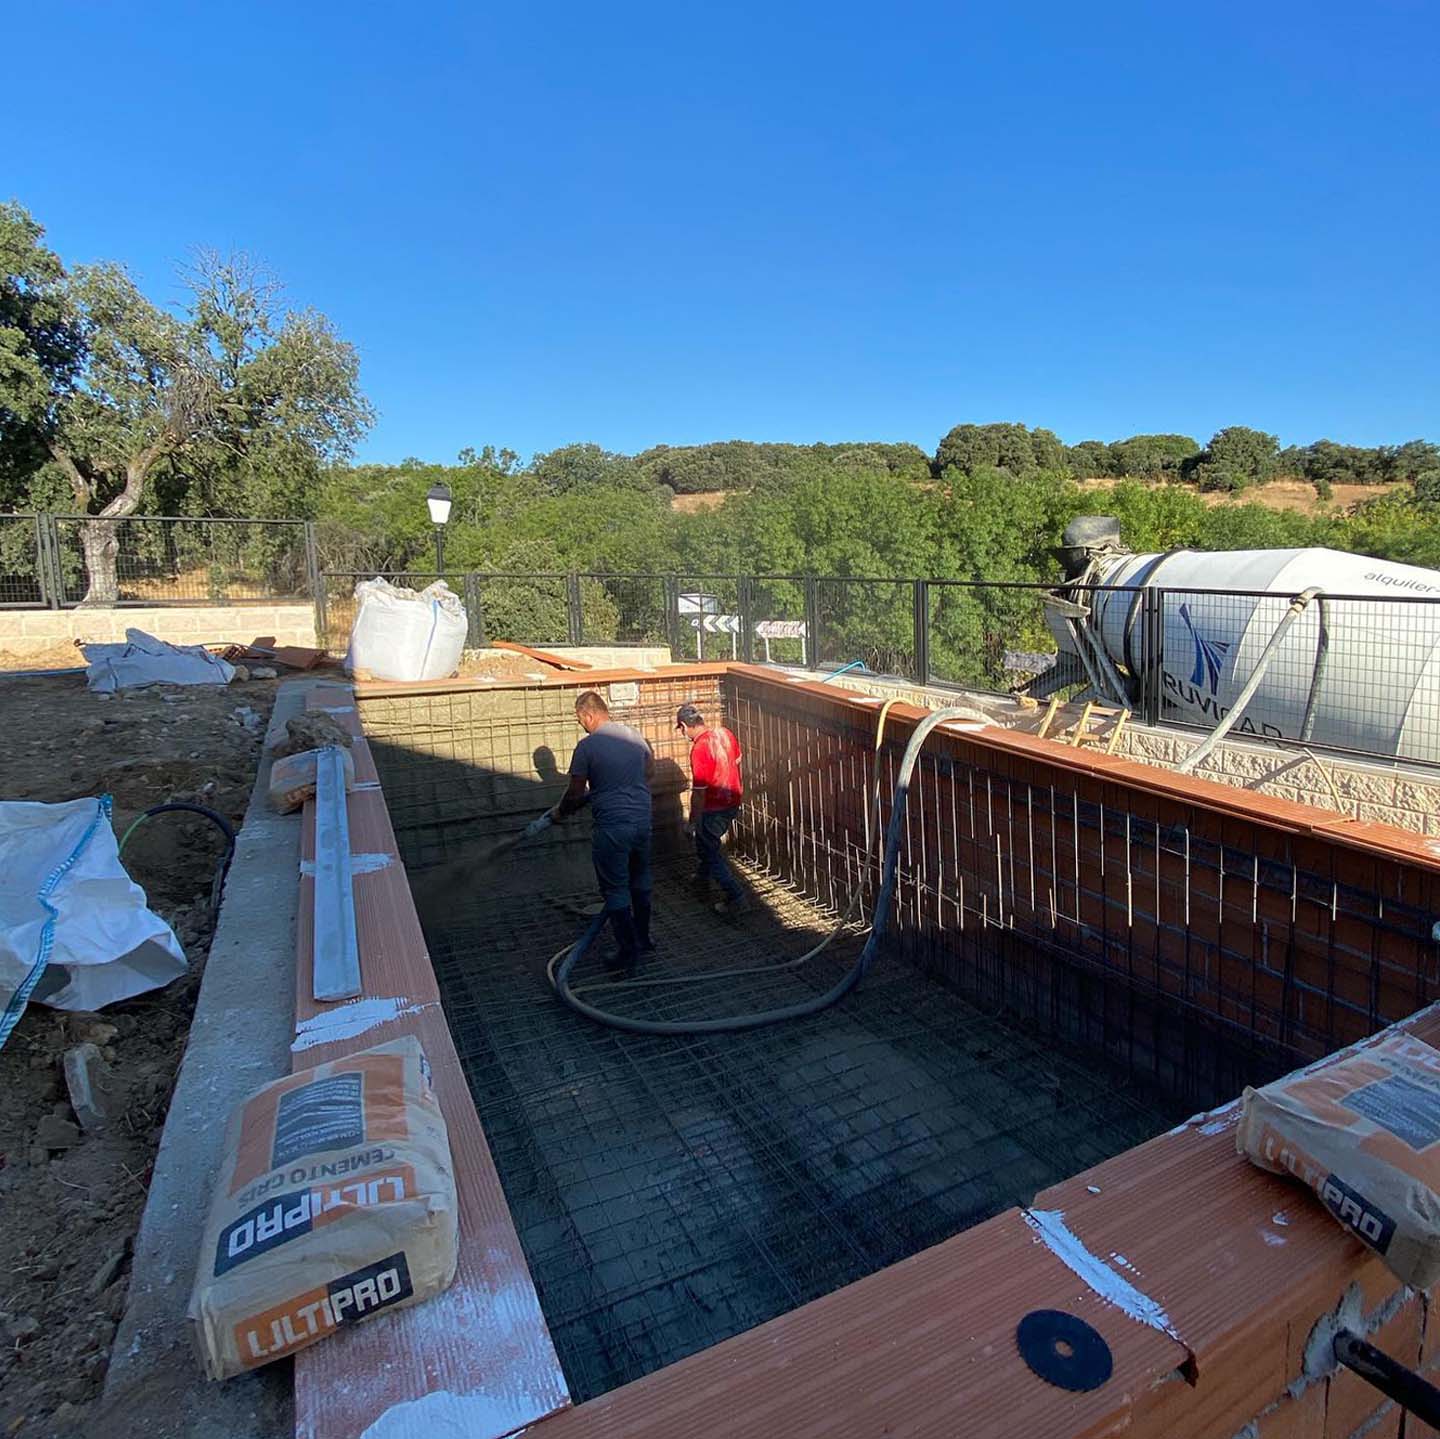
[552,690,654,970]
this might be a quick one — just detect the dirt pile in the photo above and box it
[0,674,276,1436]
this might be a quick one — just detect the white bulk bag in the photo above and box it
[344,577,468,682]
[0,796,186,1046]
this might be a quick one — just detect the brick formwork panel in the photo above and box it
[358,671,724,868]
[725,670,1440,1112]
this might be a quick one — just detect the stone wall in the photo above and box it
[0,604,317,660]
[1116,726,1440,836]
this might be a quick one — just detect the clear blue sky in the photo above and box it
[9,1,1438,463]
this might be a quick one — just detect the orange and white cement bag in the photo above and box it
[187,1035,458,1379]
[1238,1031,1440,1288]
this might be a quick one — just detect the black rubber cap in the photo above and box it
[1016,1309,1114,1392]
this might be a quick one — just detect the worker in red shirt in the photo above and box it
[676,703,747,917]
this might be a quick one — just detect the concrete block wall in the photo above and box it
[1119,726,1440,837]
[358,669,721,870]
[0,603,316,657]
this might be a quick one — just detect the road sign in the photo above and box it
[754,619,807,639]
[690,613,742,634]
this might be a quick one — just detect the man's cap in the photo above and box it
[675,703,706,731]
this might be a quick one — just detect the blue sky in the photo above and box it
[9,1,1438,463]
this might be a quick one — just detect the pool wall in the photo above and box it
[292,663,1440,1439]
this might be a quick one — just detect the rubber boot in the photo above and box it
[604,907,639,973]
[632,892,654,955]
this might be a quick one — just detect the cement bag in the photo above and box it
[0,795,186,1046]
[83,628,235,692]
[345,577,467,683]
[1238,1031,1440,1288]
[268,747,355,814]
[188,1035,458,1379]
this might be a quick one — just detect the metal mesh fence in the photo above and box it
[813,577,914,676]
[0,515,44,607]
[1153,587,1440,766]
[927,582,1058,691]
[474,573,572,646]
[576,574,670,646]
[50,515,310,606]
[674,575,744,662]
[750,575,809,666]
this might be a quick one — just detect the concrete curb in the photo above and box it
[96,682,319,1437]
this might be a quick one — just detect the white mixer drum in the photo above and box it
[1087,548,1440,761]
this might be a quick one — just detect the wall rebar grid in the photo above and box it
[362,675,1196,1402]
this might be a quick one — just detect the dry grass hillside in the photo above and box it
[670,476,1401,516]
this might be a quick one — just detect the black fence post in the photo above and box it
[664,575,681,660]
[738,576,755,665]
[313,572,331,654]
[35,515,62,609]
[566,571,584,646]
[303,519,321,613]
[804,576,820,670]
[463,572,486,648]
[912,578,930,685]
[1142,586,1163,725]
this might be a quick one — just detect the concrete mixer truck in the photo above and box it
[1029,516,1440,766]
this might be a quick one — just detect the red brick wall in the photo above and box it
[726,671,1440,1111]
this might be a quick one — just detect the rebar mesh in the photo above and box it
[419,851,1181,1402]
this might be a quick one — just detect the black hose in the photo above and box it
[549,706,974,1036]
[1334,1330,1440,1428]
[118,801,237,918]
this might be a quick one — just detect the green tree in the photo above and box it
[531,443,647,494]
[1182,426,1281,492]
[0,207,372,600]
[1066,439,1115,478]
[1109,433,1199,478]
[0,203,83,504]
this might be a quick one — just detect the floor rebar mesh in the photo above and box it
[417,843,1184,1402]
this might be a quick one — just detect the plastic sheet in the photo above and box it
[83,629,236,692]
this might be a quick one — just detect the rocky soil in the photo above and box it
[0,674,277,1436]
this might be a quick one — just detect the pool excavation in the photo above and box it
[290,663,1440,1439]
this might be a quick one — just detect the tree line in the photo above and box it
[5,199,1440,633]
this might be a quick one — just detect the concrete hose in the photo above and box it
[548,705,978,1036]
[1175,588,1323,776]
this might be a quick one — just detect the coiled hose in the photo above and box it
[548,704,978,1035]
[118,801,237,918]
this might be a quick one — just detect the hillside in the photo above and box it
[671,475,1404,518]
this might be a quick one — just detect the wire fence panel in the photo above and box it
[51,515,310,606]
[0,515,44,608]
[576,574,671,647]
[927,582,1059,692]
[674,575,745,662]
[475,573,573,647]
[1154,587,1440,765]
[749,575,809,666]
[813,577,914,677]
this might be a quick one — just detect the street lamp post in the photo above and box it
[426,482,453,575]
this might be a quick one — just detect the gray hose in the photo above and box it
[1176,588,1322,775]
[549,706,977,1035]
[1299,593,1330,743]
